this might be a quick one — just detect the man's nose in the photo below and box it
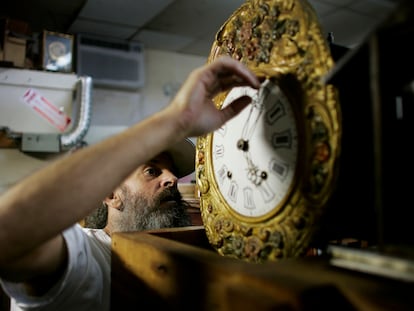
[160,170,178,188]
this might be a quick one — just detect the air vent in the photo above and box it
[76,34,145,90]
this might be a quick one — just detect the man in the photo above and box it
[84,138,195,231]
[0,56,260,310]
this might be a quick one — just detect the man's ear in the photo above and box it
[104,191,124,211]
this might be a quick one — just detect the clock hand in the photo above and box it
[237,79,271,186]
[241,96,260,141]
[240,79,269,142]
[243,150,267,186]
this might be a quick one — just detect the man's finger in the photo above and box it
[220,95,252,122]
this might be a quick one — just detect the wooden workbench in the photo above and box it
[111,226,414,310]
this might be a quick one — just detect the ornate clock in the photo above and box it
[196,0,341,262]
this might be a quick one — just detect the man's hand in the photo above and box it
[167,56,260,137]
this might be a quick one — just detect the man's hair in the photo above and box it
[84,202,108,229]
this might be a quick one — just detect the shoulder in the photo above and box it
[63,224,110,247]
[3,225,111,310]
[80,226,111,264]
[61,224,111,274]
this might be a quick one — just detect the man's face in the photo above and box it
[109,152,191,232]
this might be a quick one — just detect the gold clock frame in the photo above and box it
[196,0,341,262]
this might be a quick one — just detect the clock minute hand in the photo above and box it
[240,79,269,142]
[237,79,271,186]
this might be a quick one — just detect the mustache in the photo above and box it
[156,187,183,203]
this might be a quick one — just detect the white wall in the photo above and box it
[0,49,206,193]
[85,49,206,141]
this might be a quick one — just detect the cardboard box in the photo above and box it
[0,18,31,36]
[3,35,26,67]
[0,18,30,68]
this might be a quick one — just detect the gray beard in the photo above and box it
[111,185,191,233]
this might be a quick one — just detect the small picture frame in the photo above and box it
[42,30,73,73]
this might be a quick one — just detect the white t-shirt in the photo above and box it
[0,224,111,311]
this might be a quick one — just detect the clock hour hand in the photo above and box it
[241,148,267,186]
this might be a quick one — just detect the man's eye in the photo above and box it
[144,167,158,177]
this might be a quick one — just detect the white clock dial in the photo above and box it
[212,79,298,218]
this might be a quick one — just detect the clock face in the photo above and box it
[212,79,298,219]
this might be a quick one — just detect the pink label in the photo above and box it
[21,88,71,132]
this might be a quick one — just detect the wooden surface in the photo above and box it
[111,227,414,310]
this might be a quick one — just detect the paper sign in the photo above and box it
[21,88,71,132]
